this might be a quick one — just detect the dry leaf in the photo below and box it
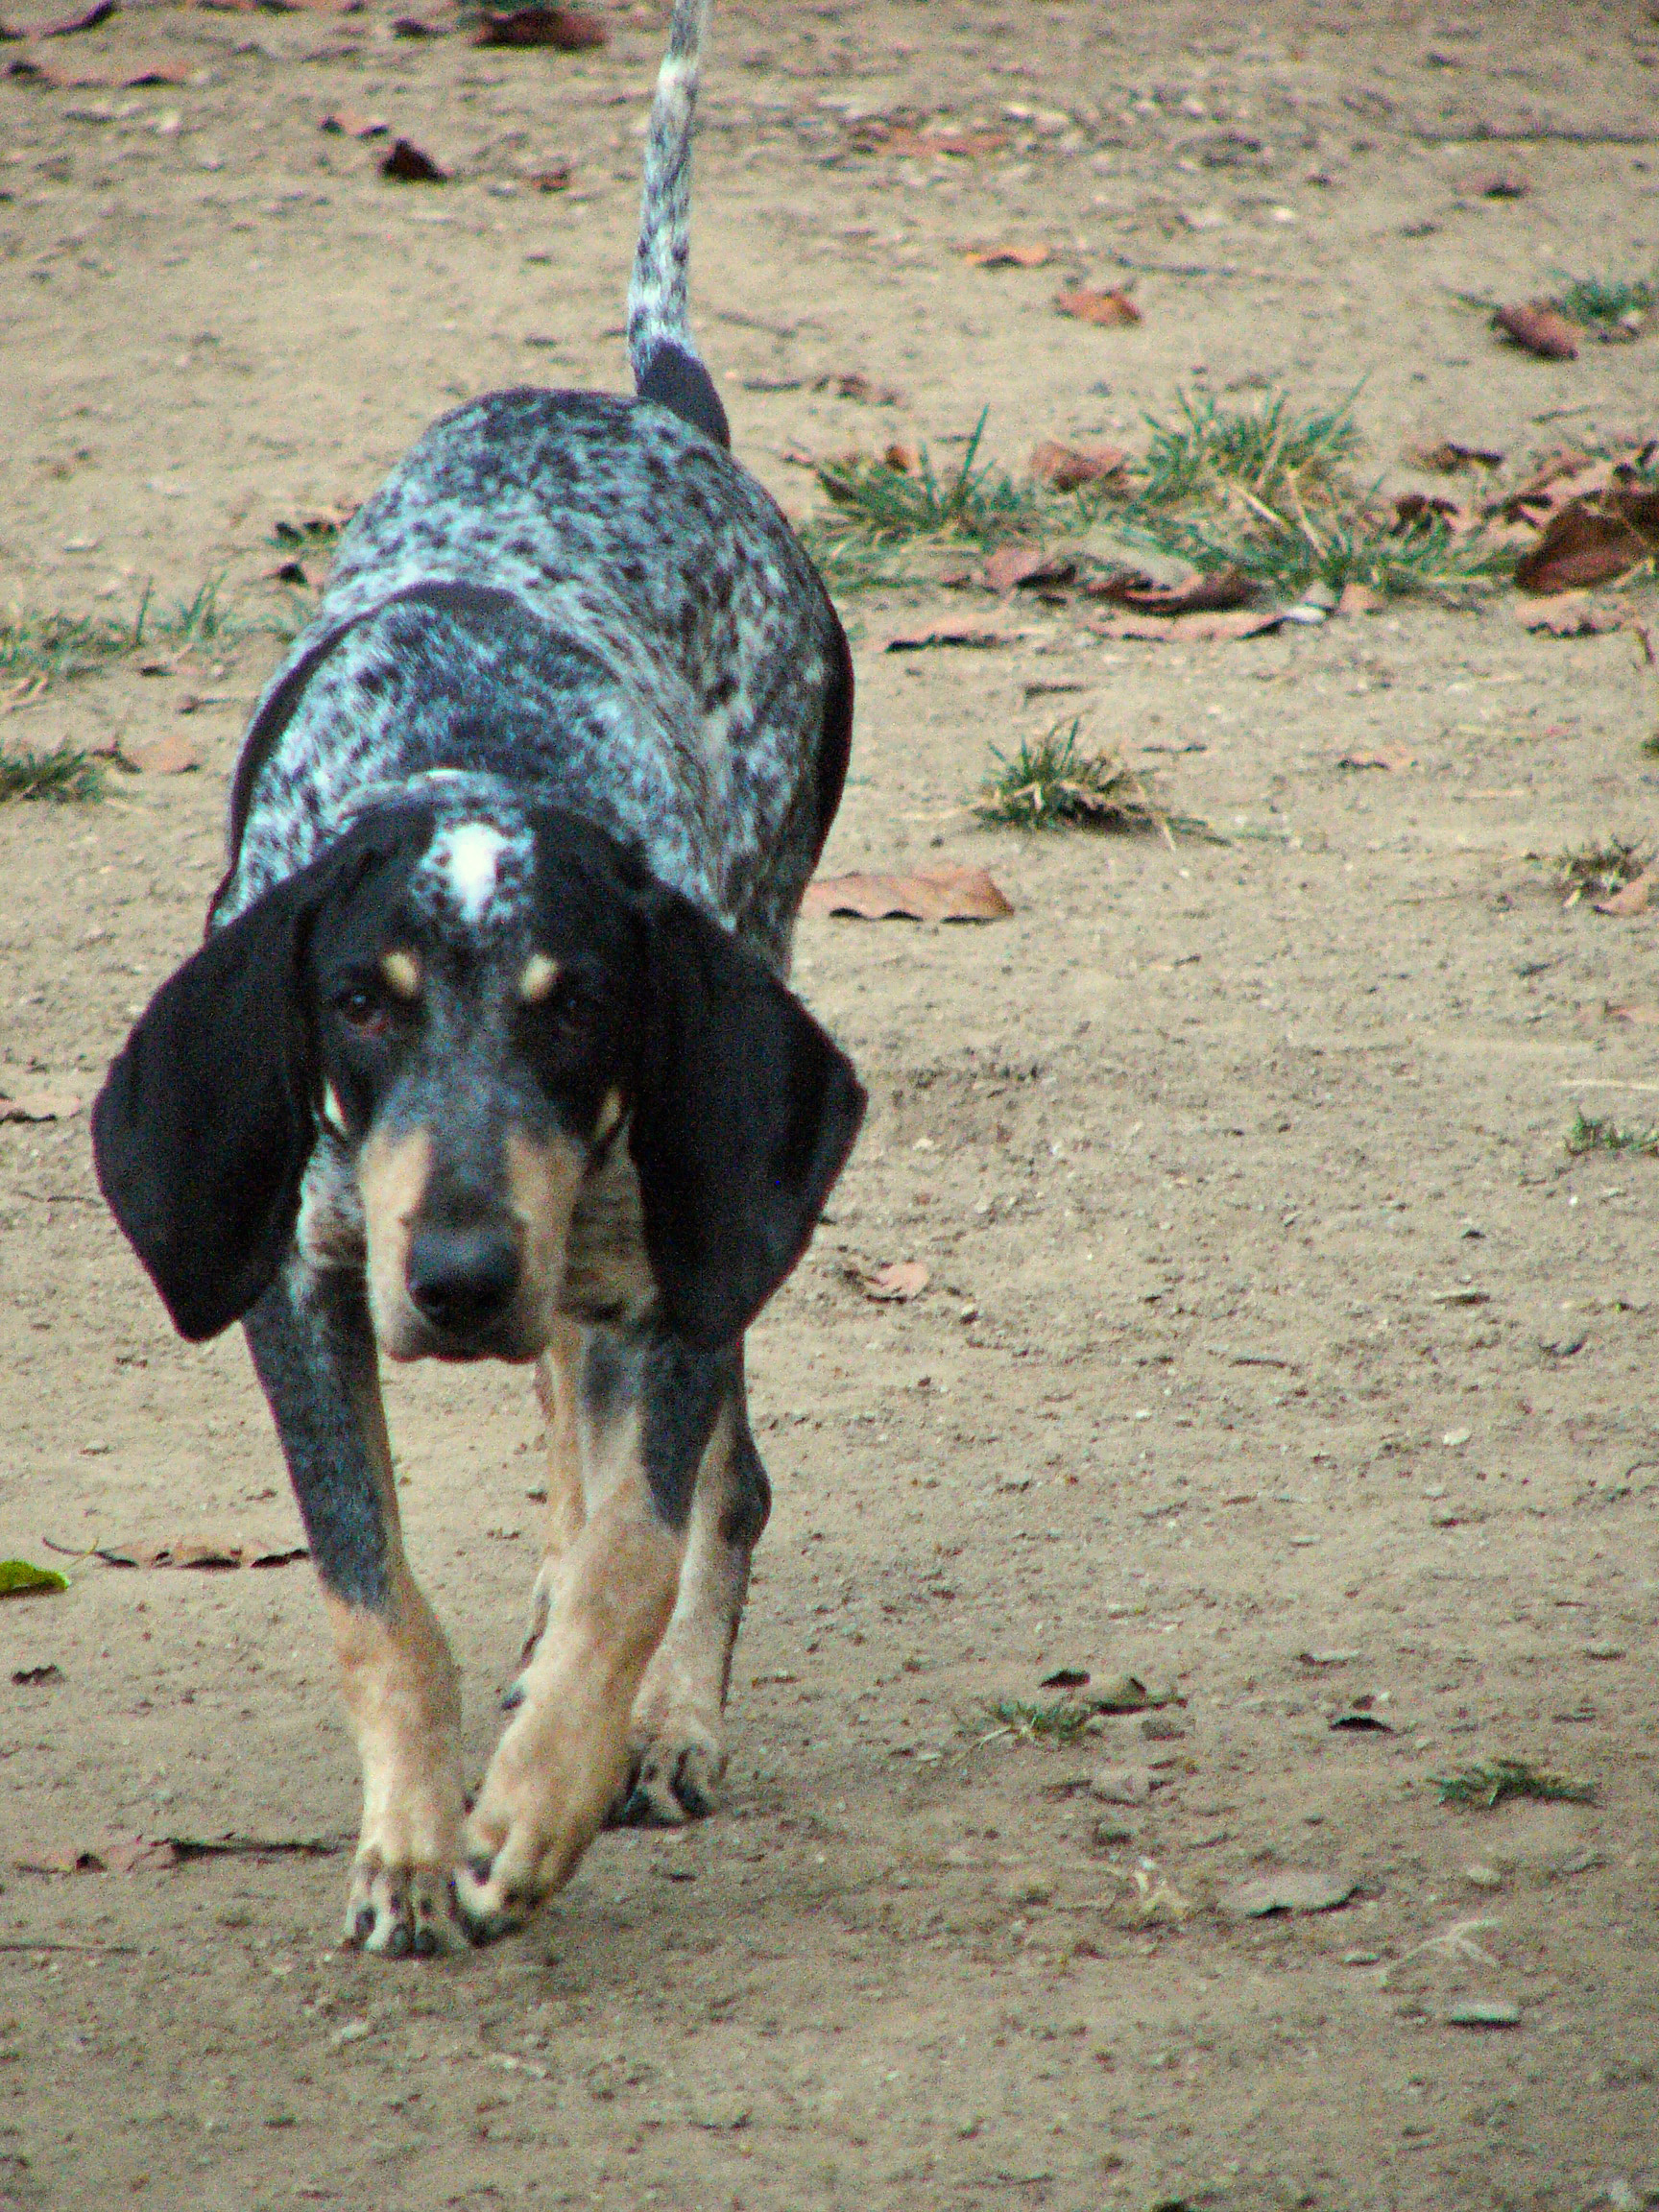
[1088,566,1253,616]
[1407,439,1504,472]
[1394,490,1475,536]
[381,137,446,182]
[1028,440,1126,491]
[1056,286,1141,327]
[883,619,1011,652]
[99,1536,307,1570]
[801,865,1013,924]
[1471,169,1528,199]
[1090,608,1280,643]
[1221,1870,1356,1918]
[1494,301,1580,360]
[982,546,1076,593]
[0,1088,80,1120]
[320,107,387,138]
[964,242,1050,269]
[1337,742,1415,772]
[122,733,201,774]
[813,372,903,405]
[530,159,572,191]
[475,4,604,45]
[881,441,921,474]
[38,0,113,33]
[859,1260,929,1303]
[1514,492,1659,594]
[1593,869,1653,917]
[1515,591,1624,637]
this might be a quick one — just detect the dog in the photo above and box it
[90,0,864,1958]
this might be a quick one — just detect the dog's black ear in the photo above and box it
[629,890,864,1351]
[91,831,397,1342]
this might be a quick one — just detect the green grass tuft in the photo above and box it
[0,743,104,804]
[975,721,1208,837]
[1551,273,1653,339]
[0,609,135,685]
[982,1696,1097,1745]
[1132,388,1363,513]
[1433,1758,1595,1810]
[1565,1109,1659,1159]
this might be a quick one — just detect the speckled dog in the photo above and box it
[90,0,863,1958]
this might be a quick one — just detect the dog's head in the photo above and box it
[92,785,864,1358]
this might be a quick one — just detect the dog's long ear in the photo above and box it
[91,832,395,1342]
[629,889,865,1351]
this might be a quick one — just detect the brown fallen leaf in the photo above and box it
[530,159,572,191]
[1494,301,1580,360]
[963,242,1050,269]
[265,558,309,586]
[1406,439,1504,472]
[381,137,446,182]
[1088,566,1254,616]
[0,1088,80,1121]
[97,1536,307,1570]
[1028,439,1126,491]
[858,1260,930,1303]
[11,1663,62,1686]
[1337,742,1416,772]
[1089,608,1281,642]
[122,733,201,774]
[1515,491,1659,594]
[475,4,603,44]
[320,107,387,138]
[1056,286,1141,327]
[881,440,921,474]
[812,372,903,406]
[19,1830,342,1875]
[1497,446,1610,524]
[883,619,1011,652]
[1515,590,1624,637]
[37,0,112,33]
[1221,1870,1355,1919]
[1336,580,1382,615]
[982,546,1076,593]
[1593,869,1653,918]
[801,865,1013,924]
[1394,490,1475,536]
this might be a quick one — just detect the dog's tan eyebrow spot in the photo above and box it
[518,952,560,1003]
[380,950,421,999]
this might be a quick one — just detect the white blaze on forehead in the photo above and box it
[432,821,509,922]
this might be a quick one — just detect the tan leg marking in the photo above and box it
[622,1397,756,1825]
[456,1459,686,1938]
[511,1320,589,1685]
[332,1373,466,1957]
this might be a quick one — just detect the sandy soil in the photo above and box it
[3,2,1659,2206]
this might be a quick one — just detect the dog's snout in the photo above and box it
[406,1222,520,1333]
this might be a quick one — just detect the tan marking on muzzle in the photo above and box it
[358,1126,435,1357]
[518,952,560,1004]
[505,1126,589,1330]
[380,950,422,999]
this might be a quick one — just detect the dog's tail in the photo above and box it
[627,0,729,448]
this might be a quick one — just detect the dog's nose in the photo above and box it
[406,1223,519,1332]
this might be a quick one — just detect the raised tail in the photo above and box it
[627,0,729,448]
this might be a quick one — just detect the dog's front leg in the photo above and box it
[456,1326,733,1941]
[244,1269,466,1957]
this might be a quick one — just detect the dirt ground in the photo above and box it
[4,1,1659,2205]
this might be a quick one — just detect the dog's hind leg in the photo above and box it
[615,1343,768,1825]
[243,1270,467,1957]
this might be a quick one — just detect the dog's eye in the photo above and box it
[335,985,391,1038]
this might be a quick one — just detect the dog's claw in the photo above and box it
[343,1852,466,1960]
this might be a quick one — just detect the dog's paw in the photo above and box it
[343,1850,467,1959]
[452,1717,606,1944]
[611,1709,728,1828]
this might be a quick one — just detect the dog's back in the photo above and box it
[224,0,850,965]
